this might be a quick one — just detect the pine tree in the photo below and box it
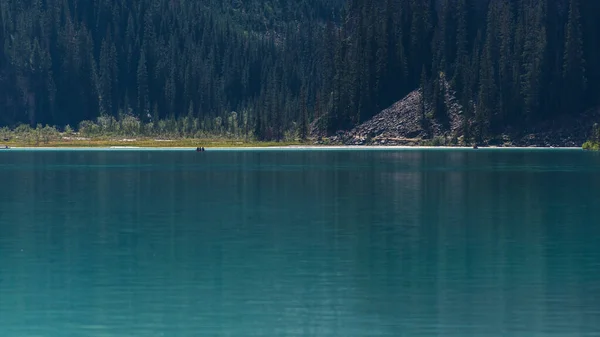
[98,33,117,117]
[563,0,586,115]
[453,0,468,94]
[299,86,308,141]
[419,65,428,128]
[137,49,149,118]
[432,72,447,122]
[477,5,499,140]
[520,0,547,123]
[409,0,433,83]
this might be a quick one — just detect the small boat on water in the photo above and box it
[1,145,9,149]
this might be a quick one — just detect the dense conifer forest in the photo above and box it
[0,0,598,142]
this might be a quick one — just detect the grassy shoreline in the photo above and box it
[2,137,302,148]
[0,133,588,150]
[1,124,593,149]
[1,141,584,150]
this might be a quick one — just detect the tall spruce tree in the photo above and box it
[563,0,586,115]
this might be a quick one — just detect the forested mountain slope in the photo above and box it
[1,0,599,143]
[0,0,343,135]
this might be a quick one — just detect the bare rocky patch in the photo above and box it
[315,79,599,148]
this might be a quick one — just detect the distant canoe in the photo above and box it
[109,146,140,149]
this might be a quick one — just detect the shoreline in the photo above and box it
[1,133,589,150]
[2,145,583,150]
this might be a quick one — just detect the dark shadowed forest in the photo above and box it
[1,0,598,142]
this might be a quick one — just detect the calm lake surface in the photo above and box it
[1,149,600,336]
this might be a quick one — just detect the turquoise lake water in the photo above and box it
[1,149,600,336]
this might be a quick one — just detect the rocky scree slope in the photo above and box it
[316,81,600,147]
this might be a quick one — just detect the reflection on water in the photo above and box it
[1,150,600,336]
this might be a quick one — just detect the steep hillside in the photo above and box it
[325,89,600,147]
[2,0,599,144]
[0,0,342,134]
[325,79,466,146]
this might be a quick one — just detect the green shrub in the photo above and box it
[78,120,99,136]
[430,136,446,146]
[120,115,141,136]
[64,125,73,135]
[583,141,600,151]
[40,125,60,143]
[14,124,33,135]
[0,126,10,140]
[583,123,600,150]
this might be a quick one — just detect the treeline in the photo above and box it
[1,0,598,141]
[0,111,254,145]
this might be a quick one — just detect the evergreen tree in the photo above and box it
[563,0,586,115]
[520,0,547,123]
[419,65,428,130]
[299,86,308,141]
[137,49,149,118]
